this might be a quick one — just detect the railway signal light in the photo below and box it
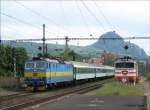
[38,46,42,51]
[124,45,129,50]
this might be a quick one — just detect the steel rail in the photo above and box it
[0,92,33,103]
[0,82,104,110]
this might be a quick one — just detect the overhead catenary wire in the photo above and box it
[58,1,71,37]
[59,1,69,28]
[14,0,79,37]
[14,1,64,28]
[1,12,41,30]
[75,1,92,36]
[14,0,62,36]
[2,36,150,42]
[93,1,119,32]
[81,1,106,32]
[132,31,150,37]
[2,25,40,37]
[0,12,58,36]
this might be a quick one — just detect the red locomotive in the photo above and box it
[114,56,138,85]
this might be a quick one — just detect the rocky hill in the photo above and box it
[89,31,148,59]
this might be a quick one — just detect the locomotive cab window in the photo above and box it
[115,62,134,68]
[36,61,47,69]
[25,62,34,68]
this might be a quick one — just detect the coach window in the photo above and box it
[78,68,80,73]
[100,69,103,73]
[76,68,78,73]
[77,68,80,73]
[80,68,82,73]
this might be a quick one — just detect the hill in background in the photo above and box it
[3,31,148,59]
[89,31,148,59]
[3,41,103,58]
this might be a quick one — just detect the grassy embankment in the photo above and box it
[143,72,150,77]
[96,81,144,96]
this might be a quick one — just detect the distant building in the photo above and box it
[88,51,116,65]
[88,58,102,65]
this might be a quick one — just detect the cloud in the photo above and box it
[1,1,149,55]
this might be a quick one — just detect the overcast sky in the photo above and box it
[1,0,150,55]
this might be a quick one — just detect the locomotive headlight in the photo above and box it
[122,71,128,75]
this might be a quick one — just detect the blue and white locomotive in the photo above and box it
[24,57,114,91]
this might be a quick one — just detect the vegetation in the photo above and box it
[103,55,116,66]
[61,49,83,61]
[4,41,103,58]
[96,82,144,96]
[0,45,28,77]
[38,48,84,62]
[143,72,150,77]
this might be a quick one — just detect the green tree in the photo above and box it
[0,45,7,76]
[61,49,82,61]
[15,48,28,76]
[103,55,116,66]
[5,46,14,76]
[0,45,28,77]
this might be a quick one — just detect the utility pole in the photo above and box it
[0,36,1,44]
[63,36,69,60]
[42,24,46,56]
[64,36,69,53]
[12,48,16,77]
[0,29,1,44]
[45,44,48,55]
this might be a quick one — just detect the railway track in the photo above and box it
[0,81,105,110]
[0,92,33,102]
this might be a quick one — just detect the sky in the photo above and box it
[0,0,150,55]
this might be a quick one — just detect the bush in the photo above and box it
[0,45,28,77]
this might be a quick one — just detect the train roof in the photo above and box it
[115,56,137,63]
[71,61,114,69]
[26,57,72,64]
[70,61,97,68]
[26,57,114,69]
[115,59,136,63]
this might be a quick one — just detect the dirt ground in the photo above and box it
[138,77,150,96]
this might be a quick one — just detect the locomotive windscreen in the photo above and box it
[115,62,134,68]
[25,61,47,69]
[36,61,47,68]
[25,62,34,68]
